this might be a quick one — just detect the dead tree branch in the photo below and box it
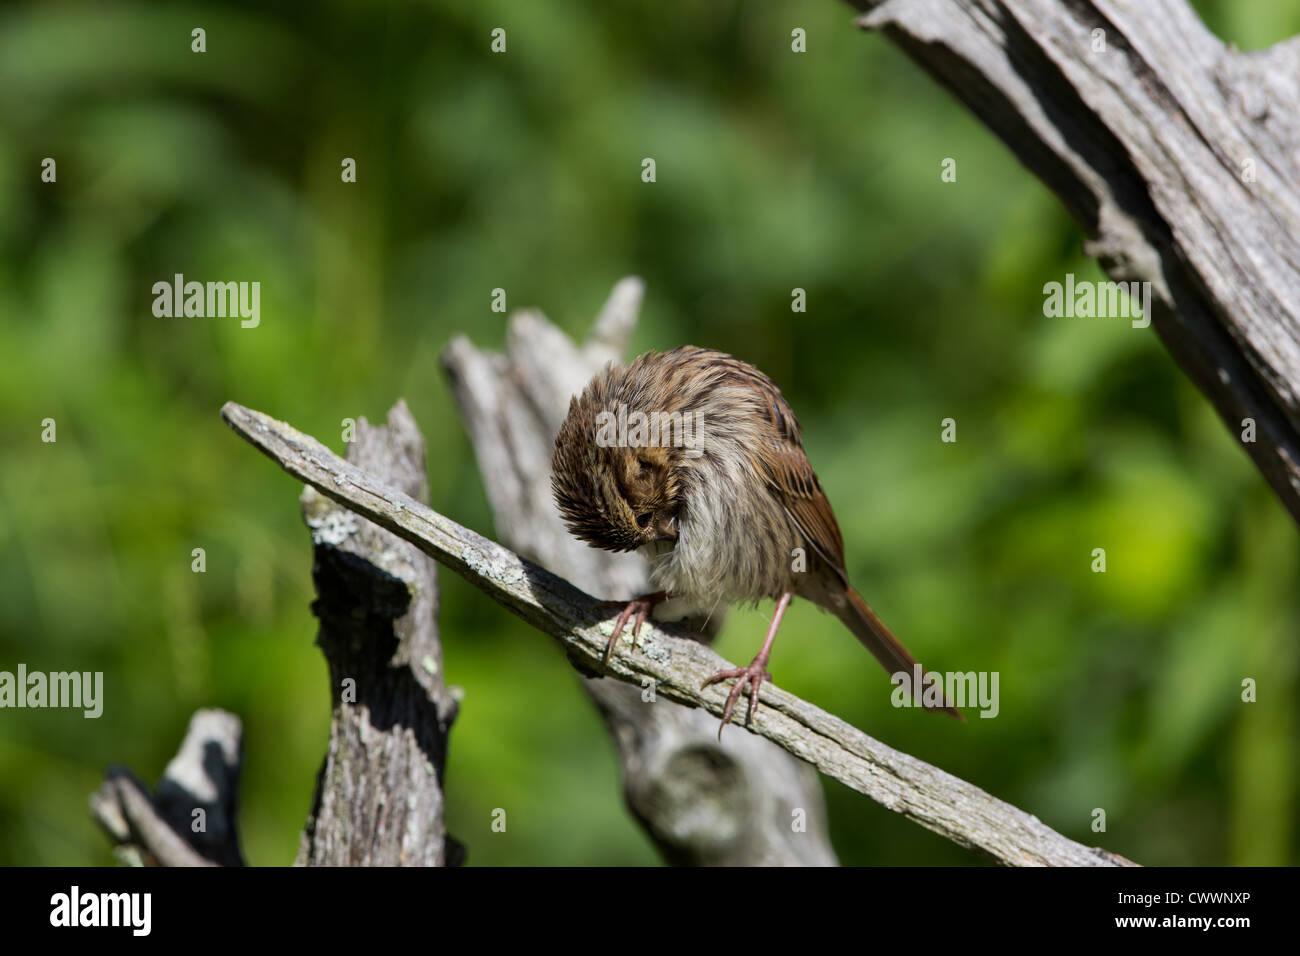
[92,407,459,867]
[221,399,1136,867]
[846,0,1300,523]
[294,401,460,866]
[90,708,243,866]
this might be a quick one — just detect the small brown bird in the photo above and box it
[551,346,958,732]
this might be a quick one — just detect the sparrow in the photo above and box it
[551,345,959,732]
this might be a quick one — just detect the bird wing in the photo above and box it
[726,359,849,586]
[763,438,849,587]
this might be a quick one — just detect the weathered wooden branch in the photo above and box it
[90,708,243,866]
[443,278,836,866]
[294,401,460,866]
[846,0,1300,523]
[91,408,460,867]
[221,399,1136,866]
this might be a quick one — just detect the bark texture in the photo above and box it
[295,401,460,866]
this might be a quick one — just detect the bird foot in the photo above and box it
[597,591,669,663]
[702,655,772,737]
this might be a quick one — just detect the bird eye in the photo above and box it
[635,511,652,529]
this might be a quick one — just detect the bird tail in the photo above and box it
[836,587,963,721]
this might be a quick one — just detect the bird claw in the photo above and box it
[599,592,668,664]
[703,658,772,737]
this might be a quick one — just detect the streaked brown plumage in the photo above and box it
[552,346,958,731]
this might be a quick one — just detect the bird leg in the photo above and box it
[702,591,792,737]
[598,591,670,663]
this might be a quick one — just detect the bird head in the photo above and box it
[551,366,684,553]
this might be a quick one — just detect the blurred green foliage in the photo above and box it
[1,0,1297,866]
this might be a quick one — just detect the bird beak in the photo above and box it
[655,515,679,541]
